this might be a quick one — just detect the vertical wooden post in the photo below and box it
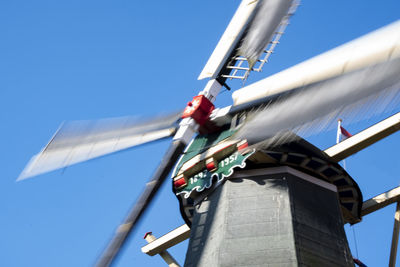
[389,202,400,267]
[144,232,181,267]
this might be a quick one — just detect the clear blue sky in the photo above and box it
[1,1,400,266]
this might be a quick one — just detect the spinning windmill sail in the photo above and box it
[17,113,181,181]
[199,0,298,81]
[18,0,400,266]
[232,19,400,105]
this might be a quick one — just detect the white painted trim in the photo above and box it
[173,118,198,144]
[230,166,338,192]
[199,79,222,102]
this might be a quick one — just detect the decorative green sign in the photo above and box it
[176,149,255,199]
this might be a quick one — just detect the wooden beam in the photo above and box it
[324,112,400,162]
[143,232,181,267]
[361,186,400,216]
[389,202,400,267]
[141,224,190,256]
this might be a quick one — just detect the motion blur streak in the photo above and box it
[238,0,294,66]
[235,58,400,146]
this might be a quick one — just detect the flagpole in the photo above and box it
[337,119,342,144]
[336,119,347,170]
[337,118,360,265]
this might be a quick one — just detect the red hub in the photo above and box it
[182,95,215,125]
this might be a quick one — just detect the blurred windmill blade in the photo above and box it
[234,57,400,146]
[198,0,298,81]
[232,20,400,106]
[198,0,258,80]
[96,140,186,267]
[18,112,181,181]
[237,0,297,68]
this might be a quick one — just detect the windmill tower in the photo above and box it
[14,0,400,267]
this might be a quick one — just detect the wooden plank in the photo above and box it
[324,112,400,162]
[361,187,400,216]
[144,233,181,267]
[141,224,190,256]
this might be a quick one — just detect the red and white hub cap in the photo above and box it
[182,95,215,125]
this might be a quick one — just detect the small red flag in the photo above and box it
[340,126,352,139]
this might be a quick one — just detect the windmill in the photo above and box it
[7,0,400,266]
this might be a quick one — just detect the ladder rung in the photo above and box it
[234,57,263,62]
[221,74,246,79]
[222,0,298,82]
[226,66,251,70]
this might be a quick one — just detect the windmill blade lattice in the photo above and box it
[198,0,299,82]
[227,0,299,80]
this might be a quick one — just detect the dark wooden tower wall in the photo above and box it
[184,166,354,267]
